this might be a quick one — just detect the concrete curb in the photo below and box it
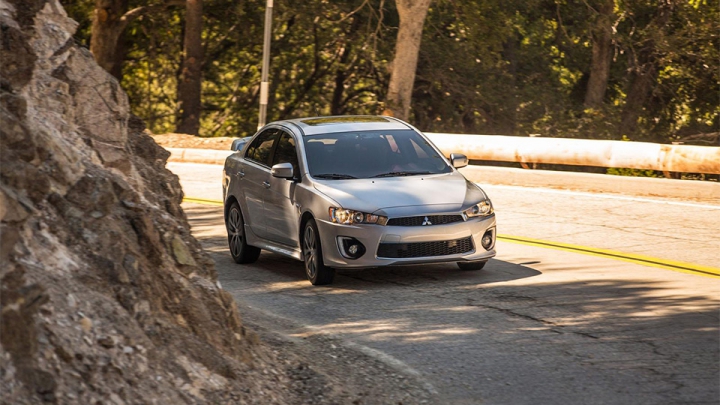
[165,147,720,204]
[167,147,231,165]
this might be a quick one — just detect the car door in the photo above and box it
[264,130,301,248]
[240,128,279,239]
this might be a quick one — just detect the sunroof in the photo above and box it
[301,116,390,126]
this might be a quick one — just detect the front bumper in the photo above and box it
[316,214,497,268]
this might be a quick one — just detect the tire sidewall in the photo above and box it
[304,219,321,284]
[226,201,261,264]
[227,202,248,263]
[303,219,334,285]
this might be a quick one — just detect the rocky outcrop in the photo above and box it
[0,1,290,403]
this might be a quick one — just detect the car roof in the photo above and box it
[274,115,413,136]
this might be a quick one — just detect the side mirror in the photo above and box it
[450,153,468,169]
[231,138,248,152]
[271,162,294,180]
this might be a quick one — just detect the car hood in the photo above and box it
[312,171,488,217]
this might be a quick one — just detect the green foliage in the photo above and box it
[606,167,658,177]
[61,0,94,46]
[61,0,718,141]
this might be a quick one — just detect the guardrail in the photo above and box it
[166,133,720,175]
[425,133,720,175]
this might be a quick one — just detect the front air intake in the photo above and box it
[377,237,474,258]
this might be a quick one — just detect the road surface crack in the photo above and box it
[464,298,600,339]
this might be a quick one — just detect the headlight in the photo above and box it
[329,208,387,225]
[463,200,493,218]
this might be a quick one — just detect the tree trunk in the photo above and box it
[176,0,204,135]
[584,0,614,109]
[618,3,671,138]
[110,32,126,79]
[90,0,128,80]
[502,34,519,134]
[331,17,361,116]
[91,0,183,80]
[619,63,657,136]
[331,45,351,116]
[383,0,432,121]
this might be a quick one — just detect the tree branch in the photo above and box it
[119,0,185,30]
[328,0,369,23]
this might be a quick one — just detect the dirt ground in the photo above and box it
[236,304,435,405]
[152,133,238,150]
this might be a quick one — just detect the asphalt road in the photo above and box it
[171,162,720,404]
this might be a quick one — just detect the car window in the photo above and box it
[245,129,279,166]
[271,131,300,176]
[303,130,451,179]
[409,138,429,158]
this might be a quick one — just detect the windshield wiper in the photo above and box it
[313,173,358,179]
[371,171,433,178]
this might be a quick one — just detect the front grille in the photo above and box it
[386,215,464,226]
[377,237,474,259]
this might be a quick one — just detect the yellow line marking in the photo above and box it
[181,197,719,278]
[498,234,720,279]
[183,197,224,206]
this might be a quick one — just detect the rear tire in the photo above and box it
[302,219,335,285]
[226,201,261,264]
[457,260,487,271]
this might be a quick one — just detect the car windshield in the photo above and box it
[303,130,452,179]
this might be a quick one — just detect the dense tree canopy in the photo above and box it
[62,0,718,143]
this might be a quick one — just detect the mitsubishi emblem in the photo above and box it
[422,216,432,226]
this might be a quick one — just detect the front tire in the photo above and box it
[302,219,335,285]
[226,201,261,264]
[457,260,487,271]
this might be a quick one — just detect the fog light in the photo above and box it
[338,237,366,260]
[481,228,495,250]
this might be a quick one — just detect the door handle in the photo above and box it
[262,181,271,188]
[237,169,245,177]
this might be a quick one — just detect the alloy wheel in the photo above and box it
[228,206,243,257]
[303,225,317,279]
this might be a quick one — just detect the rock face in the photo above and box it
[0,1,289,403]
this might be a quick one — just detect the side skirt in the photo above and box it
[244,224,302,261]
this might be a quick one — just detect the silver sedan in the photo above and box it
[222,116,496,285]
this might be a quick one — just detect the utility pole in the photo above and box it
[258,0,273,130]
